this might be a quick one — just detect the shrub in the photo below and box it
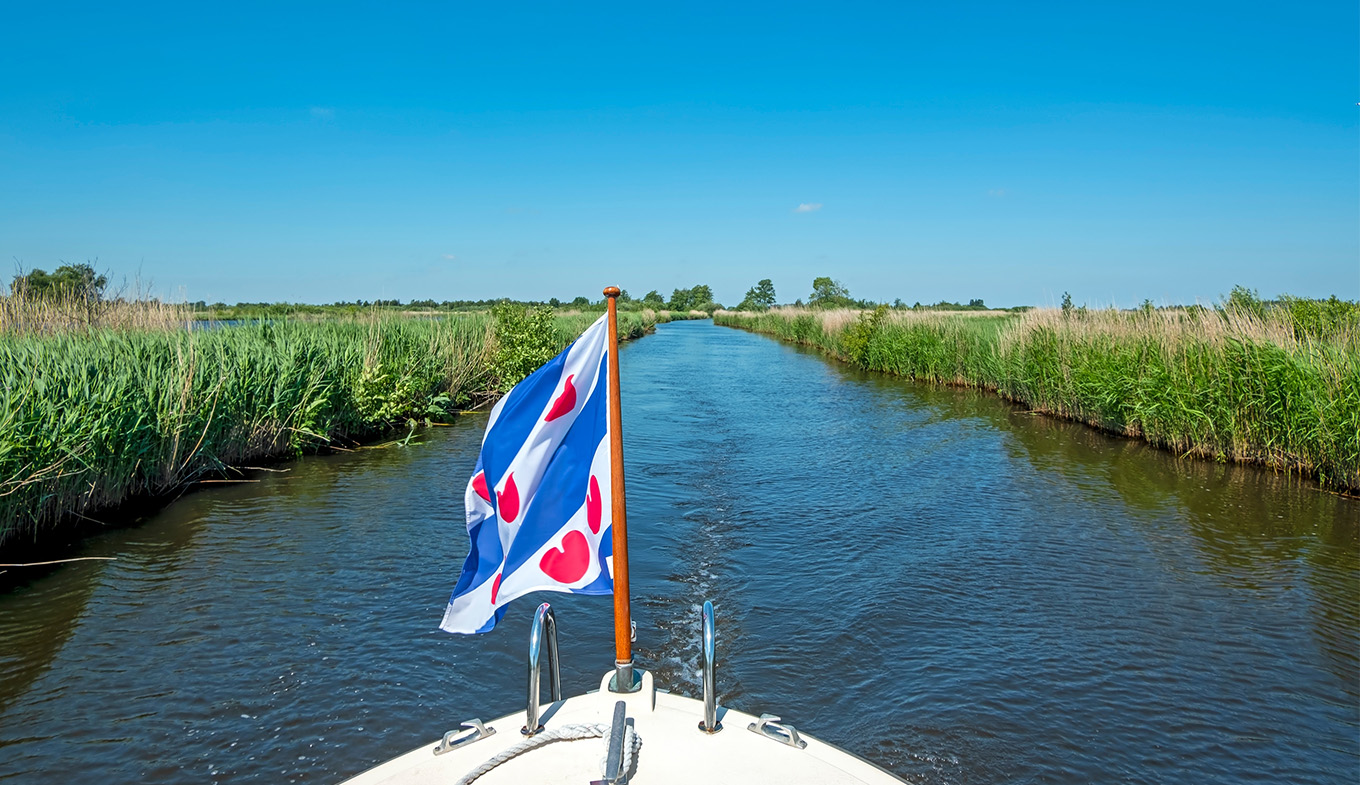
[492,303,558,386]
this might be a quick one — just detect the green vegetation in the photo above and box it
[0,296,658,545]
[809,276,853,308]
[733,273,1017,313]
[716,295,1360,493]
[665,284,722,314]
[737,278,777,311]
[492,303,560,385]
[11,263,109,301]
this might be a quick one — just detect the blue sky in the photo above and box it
[1,2,1355,307]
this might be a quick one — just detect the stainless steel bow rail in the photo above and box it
[694,600,808,749]
[698,600,721,733]
[523,602,562,736]
[432,598,809,777]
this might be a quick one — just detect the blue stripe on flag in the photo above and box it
[451,456,499,598]
[441,314,614,635]
[500,350,609,579]
[448,352,568,602]
[576,527,614,595]
[478,350,570,503]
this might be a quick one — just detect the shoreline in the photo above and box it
[0,311,662,557]
[715,308,1359,496]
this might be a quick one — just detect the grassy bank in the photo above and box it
[0,303,658,546]
[715,306,1359,493]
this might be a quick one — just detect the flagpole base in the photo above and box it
[609,659,641,693]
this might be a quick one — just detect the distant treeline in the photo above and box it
[10,264,1342,322]
[187,286,724,319]
[183,276,1028,318]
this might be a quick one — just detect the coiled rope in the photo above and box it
[454,722,641,785]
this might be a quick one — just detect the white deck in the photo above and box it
[340,670,904,784]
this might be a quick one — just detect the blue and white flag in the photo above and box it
[440,314,614,634]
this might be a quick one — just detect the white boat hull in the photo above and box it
[341,670,904,784]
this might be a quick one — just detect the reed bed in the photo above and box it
[0,303,656,545]
[715,306,1359,492]
[0,289,192,334]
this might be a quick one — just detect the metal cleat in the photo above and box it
[748,714,807,749]
[432,719,495,756]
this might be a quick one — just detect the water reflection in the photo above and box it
[0,487,219,714]
[828,350,1358,700]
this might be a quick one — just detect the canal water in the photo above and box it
[1,320,1356,784]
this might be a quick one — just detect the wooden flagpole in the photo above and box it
[602,286,635,691]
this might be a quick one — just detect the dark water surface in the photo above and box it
[2,320,1356,783]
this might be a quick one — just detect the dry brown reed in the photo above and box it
[0,289,191,335]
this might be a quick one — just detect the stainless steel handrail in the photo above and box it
[699,600,721,733]
[522,602,561,736]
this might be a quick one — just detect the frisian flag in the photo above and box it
[440,314,614,634]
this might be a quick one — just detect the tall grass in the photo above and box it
[1,288,192,334]
[0,300,656,545]
[715,306,1359,492]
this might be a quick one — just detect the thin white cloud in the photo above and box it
[793,203,823,213]
[442,254,457,261]
[310,106,335,120]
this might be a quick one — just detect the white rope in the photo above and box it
[600,723,642,781]
[453,722,642,785]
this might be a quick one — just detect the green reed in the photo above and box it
[715,306,1359,492]
[0,308,657,544]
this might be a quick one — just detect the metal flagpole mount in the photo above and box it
[609,658,641,693]
[602,285,638,694]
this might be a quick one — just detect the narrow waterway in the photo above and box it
[1,320,1356,784]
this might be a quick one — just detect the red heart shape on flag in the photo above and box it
[472,472,491,503]
[544,374,577,422]
[539,530,589,583]
[587,475,602,534]
[497,473,519,522]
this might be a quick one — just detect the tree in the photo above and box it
[738,278,776,311]
[1223,285,1265,318]
[570,295,590,307]
[641,290,665,307]
[1061,291,1073,315]
[809,276,851,308]
[667,284,721,313]
[12,262,108,301]
[968,298,985,308]
[548,297,561,307]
